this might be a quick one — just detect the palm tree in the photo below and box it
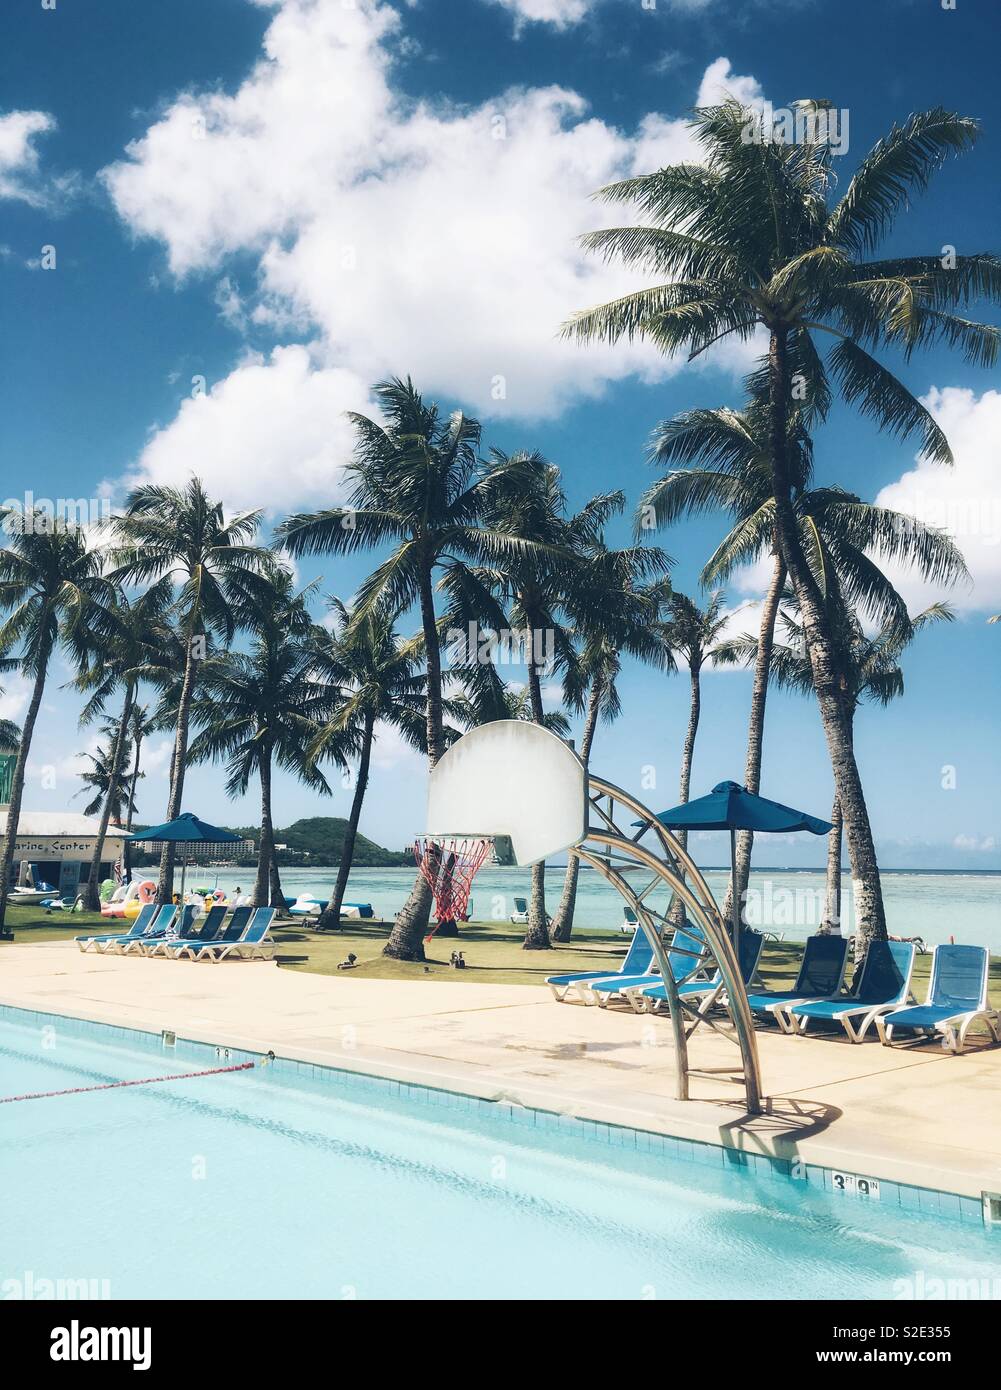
[186,568,336,909]
[548,548,669,943]
[655,589,730,869]
[110,479,272,901]
[278,378,550,962]
[644,399,968,929]
[0,513,111,924]
[120,702,156,881]
[73,732,141,822]
[0,720,20,752]
[73,580,174,909]
[567,98,999,951]
[307,597,428,931]
[450,682,571,738]
[725,598,953,931]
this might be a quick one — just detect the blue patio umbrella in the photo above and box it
[637,782,833,948]
[126,813,242,899]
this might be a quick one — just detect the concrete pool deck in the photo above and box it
[2,941,1000,1201]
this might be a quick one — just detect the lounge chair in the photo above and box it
[100,904,178,955]
[875,943,999,1054]
[782,939,915,1043]
[198,906,276,962]
[76,903,157,952]
[633,929,764,1014]
[745,933,849,1032]
[584,929,708,1010]
[546,922,657,1002]
[144,903,229,957]
[619,906,639,935]
[510,896,528,924]
[168,906,253,960]
[120,904,195,955]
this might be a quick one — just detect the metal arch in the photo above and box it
[571,775,763,1116]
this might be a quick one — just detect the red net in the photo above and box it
[414,836,492,939]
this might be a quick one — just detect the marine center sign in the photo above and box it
[11,836,125,859]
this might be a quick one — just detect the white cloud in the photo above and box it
[0,676,32,723]
[953,833,997,853]
[103,2,766,507]
[874,387,1000,615]
[117,346,375,513]
[0,110,55,204]
[485,0,593,30]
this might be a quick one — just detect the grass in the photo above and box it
[4,905,999,1003]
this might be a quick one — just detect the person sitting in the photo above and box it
[450,951,466,970]
[337,952,358,971]
[230,886,245,908]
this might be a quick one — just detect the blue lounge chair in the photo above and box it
[165,906,253,960]
[144,903,229,957]
[745,933,849,1032]
[546,923,657,1003]
[633,929,765,1014]
[197,906,276,962]
[120,904,194,955]
[584,929,708,1010]
[875,943,998,1054]
[100,904,178,955]
[783,939,915,1043]
[76,903,157,952]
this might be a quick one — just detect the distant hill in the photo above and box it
[129,816,409,868]
[268,817,410,867]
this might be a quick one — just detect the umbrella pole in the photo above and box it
[729,829,740,954]
[180,855,187,901]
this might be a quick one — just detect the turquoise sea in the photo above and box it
[195,864,1001,953]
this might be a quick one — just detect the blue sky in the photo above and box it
[1,0,999,868]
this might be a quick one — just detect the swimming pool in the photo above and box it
[2,1007,998,1300]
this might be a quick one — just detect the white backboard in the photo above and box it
[426,721,587,866]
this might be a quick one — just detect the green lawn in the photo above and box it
[4,905,999,1003]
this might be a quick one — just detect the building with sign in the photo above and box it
[1,755,125,897]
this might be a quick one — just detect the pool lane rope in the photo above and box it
[0,1060,255,1104]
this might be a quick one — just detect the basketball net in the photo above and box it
[413,836,492,942]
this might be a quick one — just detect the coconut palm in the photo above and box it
[73,579,175,908]
[450,682,571,738]
[655,588,731,848]
[548,546,670,943]
[306,597,428,932]
[0,720,20,752]
[278,378,552,961]
[644,398,968,928]
[0,513,111,925]
[110,479,272,901]
[73,732,141,822]
[186,569,336,909]
[724,598,954,931]
[567,98,999,950]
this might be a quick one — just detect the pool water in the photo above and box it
[2,1012,998,1300]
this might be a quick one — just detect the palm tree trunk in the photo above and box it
[84,683,135,910]
[254,742,275,908]
[551,674,603,943]
[0,637,53,927]
[522,658,550,951]
[766,328,887,951]
[667,661,701,927]
[383,564,440,961]
[822,794,843,932]
[319,713,374,932]
[269,844,287,913]
[722,549,785,931]
[158,635,200,902]
[122,722,143,882]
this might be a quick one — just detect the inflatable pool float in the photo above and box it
[100,879,157,918]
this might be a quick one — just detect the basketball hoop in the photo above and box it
[413,835,492,941]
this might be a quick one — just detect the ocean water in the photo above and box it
[194,864,1001,953]
[3,1011,998,1300]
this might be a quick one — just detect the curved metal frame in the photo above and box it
[573,775,763,1115]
